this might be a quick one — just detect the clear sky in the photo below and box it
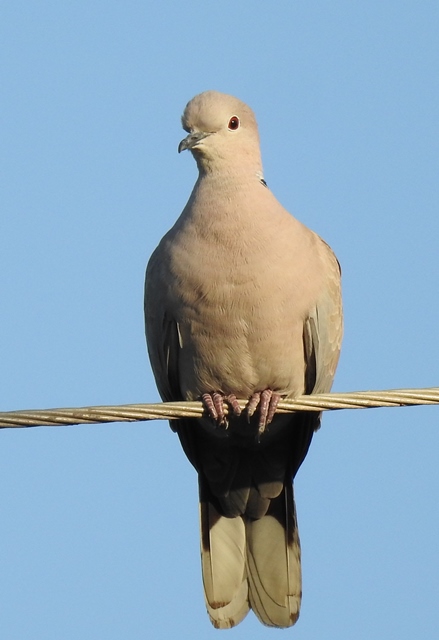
[1,1,438,638]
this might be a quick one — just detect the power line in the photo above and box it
[0,387,438,429]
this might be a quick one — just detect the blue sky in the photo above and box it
[1,1,438,638]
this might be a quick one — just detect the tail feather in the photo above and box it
[200,500,250,629]
[199,483,301,629]
[247,484,301,627]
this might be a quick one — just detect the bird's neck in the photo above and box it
[194,144,263,181]
[195,154,265,190]
[192,168,264,205]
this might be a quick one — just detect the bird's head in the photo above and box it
[178,91,263,176]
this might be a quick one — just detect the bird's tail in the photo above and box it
[199,498,249,629]
[199,482,301,629]
[246,482,301,627]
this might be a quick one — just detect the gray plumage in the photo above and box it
[144,90,343,628]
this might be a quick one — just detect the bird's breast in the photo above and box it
[166,229,317,401]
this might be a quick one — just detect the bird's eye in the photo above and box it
[228,116,240,131]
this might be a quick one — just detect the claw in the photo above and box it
[201,392,242,427]
[202,392,226,425]
[202,390,280,433]
[246,392,261,419]
[226,394,242,416]
[258,389,273,430]
[246,389,281,434]
[265,392,280,426]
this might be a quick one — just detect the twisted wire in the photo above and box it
[0,387,437,429]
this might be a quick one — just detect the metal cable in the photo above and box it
[0,387,438,429]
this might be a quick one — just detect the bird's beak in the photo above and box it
[178,131,211,153]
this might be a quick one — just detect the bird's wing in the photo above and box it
[303,243,343,397]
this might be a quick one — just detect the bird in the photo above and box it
[144,90,343,629]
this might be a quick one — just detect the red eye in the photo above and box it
[228,116,240,130]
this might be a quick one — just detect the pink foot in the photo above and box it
[201,392,242,426]
[246,389,281,433]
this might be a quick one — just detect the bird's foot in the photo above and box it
[201,392,242,427]
[246,389,281,434]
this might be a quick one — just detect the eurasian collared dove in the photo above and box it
[144,90,343,629]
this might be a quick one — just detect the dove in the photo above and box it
[144,90,343,628]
